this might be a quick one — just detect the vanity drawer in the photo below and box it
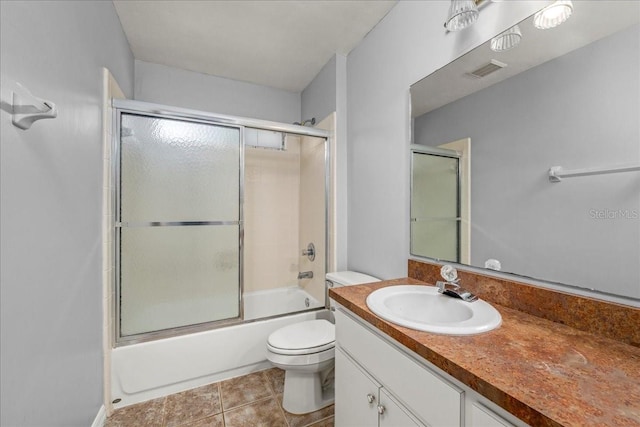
[336,309,463,426]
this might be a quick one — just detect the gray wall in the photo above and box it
[302,54,349,270]
[414,24,640,298]
[135,60,300,123]
[346,1,546,280]
[302,55,337,124]
[0,1,134,425]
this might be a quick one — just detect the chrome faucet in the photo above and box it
[298,271,314,279]
[436,280,478,302]
[436,265,478,302]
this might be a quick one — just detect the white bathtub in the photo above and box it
[111,287,327,408]
[244,286,322,320]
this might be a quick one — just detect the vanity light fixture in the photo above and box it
[490,24,522,52]
[445,0,480,32]
[533,0,573,30]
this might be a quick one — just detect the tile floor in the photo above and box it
[105,368,334,427]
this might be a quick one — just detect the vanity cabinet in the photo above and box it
[335,308,525,427]
[336,348,424,427]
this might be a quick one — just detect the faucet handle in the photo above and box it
[302,243,315,261]
[440,265,458,283]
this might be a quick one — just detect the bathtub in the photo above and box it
[244,286,322,320]
[111,287,326,408]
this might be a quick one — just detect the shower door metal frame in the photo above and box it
[112,99,331,346]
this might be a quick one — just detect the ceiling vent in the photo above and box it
[467,60,507,78]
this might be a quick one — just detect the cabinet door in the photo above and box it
[379,388,424,427]
[335,348,380,427]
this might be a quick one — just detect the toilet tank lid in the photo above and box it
[326,271,380,286]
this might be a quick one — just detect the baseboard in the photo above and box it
[91,405,106,427]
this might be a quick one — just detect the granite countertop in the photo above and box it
[329,278,640,427]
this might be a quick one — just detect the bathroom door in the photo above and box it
[411,151,460,262]
[116,112,241,339]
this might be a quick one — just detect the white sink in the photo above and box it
[366,285,502,335]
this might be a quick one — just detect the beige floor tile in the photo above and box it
[105,397,166,427]
[179,413,225,427]
[163,383,222,427]
[220,372,273,410]
[106,369,334,427]
[262,367,285,394]
[223,397,287,427]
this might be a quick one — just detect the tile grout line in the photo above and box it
[218,382,226,427]
[168,382,225,427]
[161,396,168,427]
[275,395,291,427]
[263,369,291,427]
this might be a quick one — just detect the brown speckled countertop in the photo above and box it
[330,278,640,427]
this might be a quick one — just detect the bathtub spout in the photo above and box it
[297,271,314,279]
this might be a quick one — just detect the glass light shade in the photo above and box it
[445,0,479,32]
[534,0,573,30]
[490,25,522,52]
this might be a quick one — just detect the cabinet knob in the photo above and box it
[366,393,375,404]
[377,404,386,415]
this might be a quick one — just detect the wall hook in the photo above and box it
[11,85,57,130]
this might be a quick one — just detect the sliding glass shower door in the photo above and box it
[116,113,241,339]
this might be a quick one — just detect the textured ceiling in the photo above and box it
[113,0,397,93]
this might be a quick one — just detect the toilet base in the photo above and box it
[281,363,335,415]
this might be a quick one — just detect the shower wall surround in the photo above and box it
[244,140,302,293]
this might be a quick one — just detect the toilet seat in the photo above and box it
[267,319,335,356]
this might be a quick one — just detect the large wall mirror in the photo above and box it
[410,1,639,303]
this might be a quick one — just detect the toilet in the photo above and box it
[266,271,380,414]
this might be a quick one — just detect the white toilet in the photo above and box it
[266,271,380,414]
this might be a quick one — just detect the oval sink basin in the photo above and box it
[366,285,501,335]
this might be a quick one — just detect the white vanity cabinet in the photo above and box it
[336,348,424,427]
[335,308,526,427]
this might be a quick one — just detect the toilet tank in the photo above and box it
[325,271,380,312]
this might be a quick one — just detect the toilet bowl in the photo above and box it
[266,271,380,415]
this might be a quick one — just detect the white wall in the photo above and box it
[346,1,548,279]
[135,60,300,123]
[0,1,134,426]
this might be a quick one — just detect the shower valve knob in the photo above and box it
[302,243,315,261]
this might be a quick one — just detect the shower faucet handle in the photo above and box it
[302,243,315,261]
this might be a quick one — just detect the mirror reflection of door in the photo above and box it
[411,148,460,262]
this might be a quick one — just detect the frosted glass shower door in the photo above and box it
[411,152,460,262]
[117,113,241,338]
